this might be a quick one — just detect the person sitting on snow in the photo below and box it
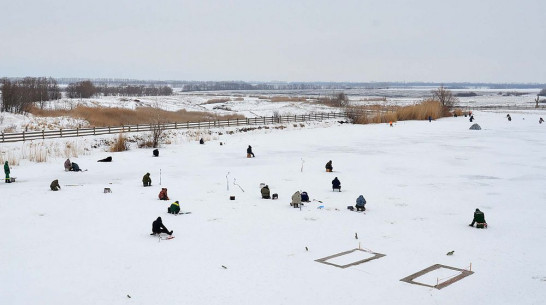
[70,162,82,172]
[153,149,159,157]
[469,208,487,228]
[332,177,341,191]
[300,191,310,202]
[64,158,72,171]
[142,173,152,187]
[506,114,512,121]
[247,145,255,158]
[151,217,173,235]
[325,160,333,172]
[158,188,169,200]
[50,179,61,191]
[168,201,180,214]
[199,138,205,144]
[261,185,271,199]
[291,191,302,208]
[355,195,366,211]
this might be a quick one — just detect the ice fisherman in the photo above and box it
[300,191,310,202]
[325,160,333,172]
[70,162,82,172]
[151,217,173,235]
[4,161,10,183]
[64,159,72,171]
[469,208,487,228]
[291,191,302,208]
[261,185,271,199]
[168,201,180,214]
[50,179,61,191]
[143,173,152,187]
[153,149,159,157]
[247,145,255,158]
[332,177,341,191]
[539,117,544,124]
[158,188,169,200]
[355,195,366,211]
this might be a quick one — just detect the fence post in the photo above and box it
[93,127,96,135]
[228,119,230,127]
[237,118,239,126]
[23,131,25,141]
[42,130,45,140]
[187,121,189,129]
[175,122,177,129]
[77,128,79,137]
[263,117,266,124]
[108,127,111,134]
[136,124,139,132]
[60,128,63,138]
[1,132,3,143]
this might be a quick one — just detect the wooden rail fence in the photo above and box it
[1,112,349,143]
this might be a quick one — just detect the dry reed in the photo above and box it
[29,105,245,127]
[110,133,130,152]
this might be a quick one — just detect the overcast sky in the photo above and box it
[1,0,544,83]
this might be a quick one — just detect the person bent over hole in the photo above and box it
[332,177,341,192]
[469,208,487,228]
[355,195,366,211]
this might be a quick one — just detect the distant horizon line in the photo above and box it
[2,76,545,86]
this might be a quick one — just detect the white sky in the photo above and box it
[1,0,545,83]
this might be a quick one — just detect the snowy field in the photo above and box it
[1,87,543,133]
[1,110,546,305]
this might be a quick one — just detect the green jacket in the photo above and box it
[169,201,180,214]
[261,186,270,198]
[473,211,486,223]
[4,161,9,175]
[142,173,151,186]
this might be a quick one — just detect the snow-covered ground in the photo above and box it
[1,87,543,133]
[1,110,546,305]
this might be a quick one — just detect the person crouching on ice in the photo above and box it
[158,188,169,200]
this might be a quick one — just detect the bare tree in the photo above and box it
[431,86,458,109]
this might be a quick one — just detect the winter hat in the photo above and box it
[476,208,480,212]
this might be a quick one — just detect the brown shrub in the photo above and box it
[110,133,129,152]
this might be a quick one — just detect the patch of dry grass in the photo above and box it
[110,133,130,152]
[269,96,308,102]
[204,98,231,104]
[349,100,447,124]
[29,105,245,127]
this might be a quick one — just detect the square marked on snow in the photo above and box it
[400,264,474,290]
[315,248,386,269]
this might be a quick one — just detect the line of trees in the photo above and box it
[97,84,173,96]
[1,77,61,113]
[65,80,173,97]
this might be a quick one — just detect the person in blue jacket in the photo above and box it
[355,195,366,211]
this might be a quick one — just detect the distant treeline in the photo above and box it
[46,78,546,91]
[1,77,61,113]
[66,80,173,98]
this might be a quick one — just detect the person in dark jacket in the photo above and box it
[261,185,270,199]
[143,173,152,187]
[469,115,474,122]
[247,145,255,158]
[50,179,61,191]
[151,217,173,235]
[199,138,205,144]
[332,177,341,191]
[325,160,333,172]
[153,149,159,157]
[64,159,72,171]
[355,195,366,211]
[469,208,487,228]
[168,201,180,214]
[97,156,112,162]
[506,114,511,121]
[158,188,169,200]
[301,191,310,202]
[539,117,544,124]
[428,115,432,122]
[70,162,82,172]
[4,161,11,183]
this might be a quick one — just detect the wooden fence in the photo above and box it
[1,112,349,143]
